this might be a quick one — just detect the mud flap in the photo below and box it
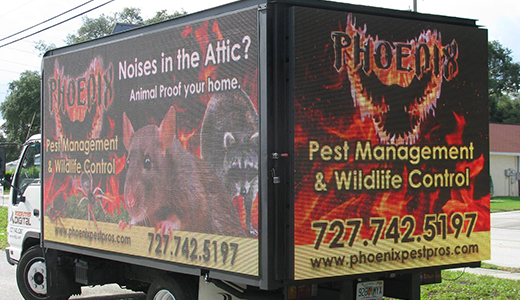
[46,249,82,298]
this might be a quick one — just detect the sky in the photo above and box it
[0,0,519,124]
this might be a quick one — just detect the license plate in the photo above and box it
[356,281,384,300]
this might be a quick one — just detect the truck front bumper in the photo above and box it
[5,248,18,265]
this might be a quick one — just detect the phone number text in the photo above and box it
[147,232,239,266]
[312,212,478,250]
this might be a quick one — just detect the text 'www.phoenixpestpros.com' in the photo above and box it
[310,244,479,269]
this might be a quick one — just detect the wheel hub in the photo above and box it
[27,261,47,295]
[153,289,177,300]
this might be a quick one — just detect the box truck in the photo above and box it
[5,0,490,299]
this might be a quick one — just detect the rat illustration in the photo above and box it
[122,106,244,237]
[200,90,259,236]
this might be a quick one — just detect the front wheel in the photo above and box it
[146,275,198,300]
[16,246,49,300]
[16,246,70,300]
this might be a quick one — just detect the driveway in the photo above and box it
[485,211,520,268]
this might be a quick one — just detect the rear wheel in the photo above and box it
[146,275,198,300]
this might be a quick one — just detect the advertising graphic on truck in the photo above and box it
[6,1,490,299]
[42,8,259,276]
[293,7,489,280]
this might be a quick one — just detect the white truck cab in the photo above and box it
[5,134,46,299]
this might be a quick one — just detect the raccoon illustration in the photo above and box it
[200,90,259,236]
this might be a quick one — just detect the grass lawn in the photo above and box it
[420,270,520,299]
[482,262,520,274]
[490,196,520,213]
[0,206,7,250]
[383,270,520,300]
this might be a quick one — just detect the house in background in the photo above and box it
[490,123,520,197]
[6,159,18,172]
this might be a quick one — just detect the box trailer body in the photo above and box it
[5,0,489,299]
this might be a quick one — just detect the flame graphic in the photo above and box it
[44,172,72,222]
[334,14,458,145]
[294,106,489,245]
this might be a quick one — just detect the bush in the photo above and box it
[2,170,13,190]
[20,166,39,179]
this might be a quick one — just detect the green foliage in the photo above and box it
[489,41,520,97]
[66,7,186,45]
[20,166,40,179]
[66,13,116,44]
[488,41,520,124]
[1,144,21,167]
[1,207,7,250]
[144,9,187,25]
[421,271,520,299]
[490,196,520,213]
[2,170,14,190]
[0,71,39,161]
[385,271,520,300]
[34,40,56,57]
[115,7,144,25]
[46,194,130,225]
[481,263,520,274]
[489,91,520,124]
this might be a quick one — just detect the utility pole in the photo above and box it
[25,112,36,141]
[413,0,417,12]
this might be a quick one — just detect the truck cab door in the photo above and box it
[7,142,41,261]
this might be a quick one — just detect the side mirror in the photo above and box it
[0,178,23,197]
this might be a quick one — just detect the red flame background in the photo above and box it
[293,9,489,246]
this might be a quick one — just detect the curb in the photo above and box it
[491,210,520,215]
[447,267,520,281]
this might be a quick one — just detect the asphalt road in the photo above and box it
[0,255,145,300]
[2,198,146,299]
[485,210,520,268]
[0,251,18,299]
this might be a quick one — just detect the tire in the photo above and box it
[146,275,198,300]
[16,246,49,300]
[16,246,69,300]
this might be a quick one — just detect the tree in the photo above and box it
[1,7,187,163]
[66,7,185,44]
[36,7,185,55]
[34,40,56,57]
[488,41,520,123]
[115,7,144,24]
[0,71,40,161]
[493,95,520,124]
[144,9,187,25]
[66,7,143,44]
[489,41,520,97]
